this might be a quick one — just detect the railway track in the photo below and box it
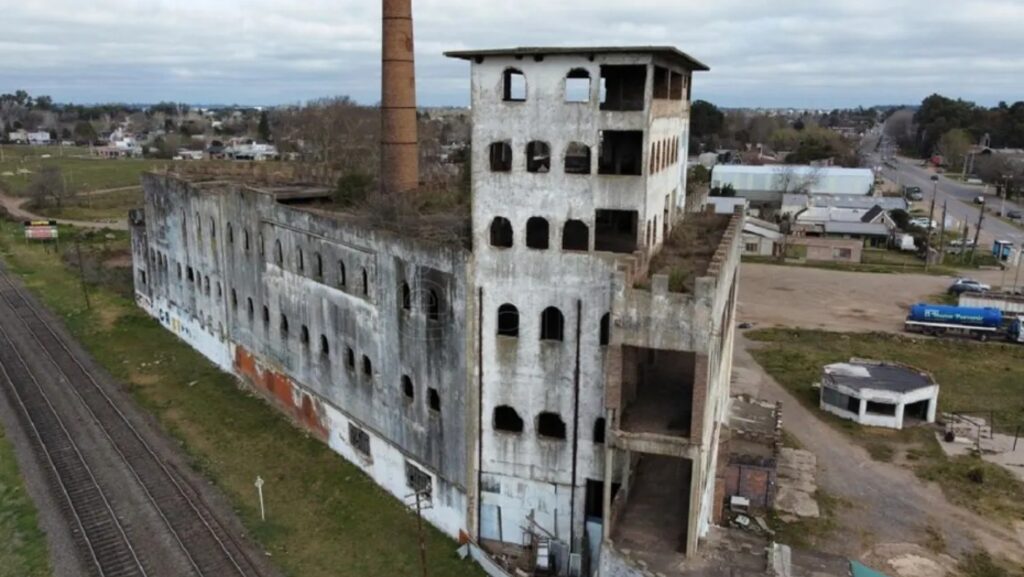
[0,267,265,577]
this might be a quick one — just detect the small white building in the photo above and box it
[28,131,52,145]
[742,217,781,256]
[819,359,938,430]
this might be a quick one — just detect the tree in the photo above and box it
[689,100,724,152]
[73,120,97,143]
[936,129,972,169]
[34,95,53,110]
[773,166,822,194]
[710,183,736,197]
[27,166,74,208]
[258,110,272,142]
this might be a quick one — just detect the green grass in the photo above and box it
[768,490,844,550]
[30,188,142,222]
[0,423,52,577]
[0,218,483,577]
[0,145,162,196]
[747,328,1024,524]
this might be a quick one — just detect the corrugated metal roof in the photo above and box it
[824,221,891,236]
[712,165,874,196]
[444,46,710,71]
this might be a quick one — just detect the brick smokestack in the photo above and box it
[381,0,419,195]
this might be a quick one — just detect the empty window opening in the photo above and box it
[489,142,512,172]
[526,141,551,173]
[494,406,524,433]
[600,65,646,111]
[243,229,250,251]
[275,239,283,265]
[537,412,567,440]
[428,388,441,413]
[300,325,310,346]
[338,260,347,287]
[669,71,684,100]
[204,276,210,296]
[362,355,373,377]
[231,289,238,310]
[247,298,254,320]
[298,248,305,272]
[564,142,591,174]
[502,68,526,102]
[620,347,697,435]
[217,282,222,298]
[595,209,639,253]
[593,418,606,444]
[497,304,519,337]
[315,252,323,278]
[653,66,670,100]
[209,218,216,240]
[600,313,611,346]
[280,314,289,336]
[866,401,897,416]
[401,282,411,310]
[426,289,440,321]
[138,269,147,285]
[349,424,371,457]
[346,347,355,370]
[227,223,234,244]
[177,263,182,279]
[562,220,589,251]
[320,335,330,357]
[540,307,565,341]
[361,268,369,296]
[187,266,194,282]
[402,375,414,400]
[598,130,644,175]
[405,461,431,495]
[258,233,265,256]
[565,68,591,102]
[490,217,513,247]
[526,217,550,250]
[262,305,270,327]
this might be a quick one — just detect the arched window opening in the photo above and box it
[526,217,549,250]
[428,388,441,413]
[402,375,414,400]
[209,217,216,240]
[230,289,238,310]
[401,282,411,311]
[362,355,372,377]
[315,252,323,279]
[426,289,440,321]
[346,347,355,370]
[600,313,611,346]
[497,304,519,337]
[489,141,512,172]
[565,68,591,103]
[490,217,513,248]
[320,335,330,357]
[275,239,283,265]
[526,141,551,173]
[297,248,305,272]
[593,418,606,444]
[280,314,289,336]
[565,142,591,175]
[502,68,526,102]
[262,305,270,326]
[537,412,567,440]
[361,268,369,296]
[258,233,265,256]
[338,260,347,287]
[562,220,589,251]
[300,325,310,346]
[246,298,254,320]
[494,406,524,433]
[540,307,564,341]
[227,223,234,245]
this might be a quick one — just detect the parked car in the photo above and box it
[947,278,992,295]
[910,217,936,229]
[1008,209,1023,221]
[904,186,923,201]
[974,195,986,205]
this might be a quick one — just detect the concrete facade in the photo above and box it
[131,45,740,577]
[819,360,939,430]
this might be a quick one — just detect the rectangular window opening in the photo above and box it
[598,130,644,176]
[653,66,670,100]
[600,64,646,111]
[349,423,371,457]
[595,209,639,254]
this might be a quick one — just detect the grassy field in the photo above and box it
[0,145,162,196]
[748,328,1024,524]
[30,187,143,222]
[0,218,484,577]
[0,423,51,577]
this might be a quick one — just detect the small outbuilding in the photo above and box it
[819,359,938,430]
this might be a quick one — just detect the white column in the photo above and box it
[895,402,906,430]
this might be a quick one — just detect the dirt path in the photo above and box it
[732,334,1024,565]
[0,190,128,231]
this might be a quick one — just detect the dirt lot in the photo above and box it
[737,263,953,332]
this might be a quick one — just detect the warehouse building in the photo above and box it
[711,165,874,208]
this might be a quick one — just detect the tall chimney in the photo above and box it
[381,0,419,195]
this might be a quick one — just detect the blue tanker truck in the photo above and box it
[904,304,1004,341]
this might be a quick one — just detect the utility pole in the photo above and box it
[74,237,91,310]
[924,175,938,270]
[969,203,985,265]
[937,201,948,265]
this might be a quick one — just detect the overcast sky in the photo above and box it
[2,0,1022,108]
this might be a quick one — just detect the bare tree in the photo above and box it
[773,165,821,194]
[273,97,380,177]
[28,166,75,208]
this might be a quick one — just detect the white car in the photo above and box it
[910,217,936,229]
[948,278,991,295]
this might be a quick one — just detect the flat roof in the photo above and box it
[444,46,710,71]
[824,361,935,394]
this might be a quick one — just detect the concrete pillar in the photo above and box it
[381,0,419,196]
[685,455,701,557]
[895,402,906,430]
[926,394,938,423]
[857,397,866,423]
[602,417,614,541]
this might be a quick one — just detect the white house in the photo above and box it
[819,359,939,430]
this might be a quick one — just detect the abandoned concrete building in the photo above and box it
[129,35,742,577]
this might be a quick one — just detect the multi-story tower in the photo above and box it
[445,47,716,565]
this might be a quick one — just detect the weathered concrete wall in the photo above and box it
[134,173,472,538]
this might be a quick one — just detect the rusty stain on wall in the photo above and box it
[235,345,329,440]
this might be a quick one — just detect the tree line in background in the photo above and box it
[688,100,874,168]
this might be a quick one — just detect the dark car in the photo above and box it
[1008,210,1023,221]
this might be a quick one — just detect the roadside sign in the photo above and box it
[23,220,59,241]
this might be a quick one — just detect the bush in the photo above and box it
[335,173,374,207]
